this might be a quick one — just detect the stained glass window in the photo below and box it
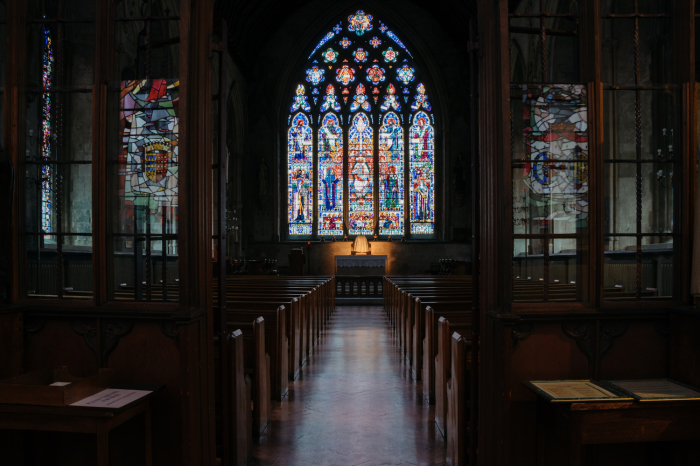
[379,112,404,235]
[119,79,180,252]
[348,113,374,235]
[288,113,313,235]
[41,26,53,238]
[318,113,343,236]
[409,111,435,234]
[287,10,436,237]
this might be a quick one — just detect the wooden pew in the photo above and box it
[226,329,252,465]
[434,317,470,437]
[226,305,288,401]
[423,305,471,404]
[446,331,469,466]
[227,300,298,387]
[224,317,271,436]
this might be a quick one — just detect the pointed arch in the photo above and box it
[285,8,439,237]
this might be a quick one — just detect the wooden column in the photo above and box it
[177,0,216,463]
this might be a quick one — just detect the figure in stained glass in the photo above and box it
[289,9,438,237]
[288,113,313,235]
[320,84,342,112]
[379,112,404,235]
[306,66,325,86]
[409,111,434,233]
[350,83,371,112]
[348,113,374,234]
[336,65,356,85]
[348,10,373,36]
[41,26,53,237]
[397,64,415,85]
[411,83,432,111]
[291,84,311,112]
[380,83,401,111]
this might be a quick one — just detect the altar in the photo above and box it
[335,255,387,276]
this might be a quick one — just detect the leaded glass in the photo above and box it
[320,84,341,112]
[379,112,404,235]
[41,26,53,237]
[288,9,437,237]
[349,113,374,235]
[350,83,371,112]
[306,66,324,86]
[515,84,589,227]
[348,10,373,36]
[318,113,343,236]
[288,113,313,235]
[120,79,180,207]
[409,111,434,234]
[366,64,386,84]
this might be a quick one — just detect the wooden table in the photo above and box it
[0,385,162,466]
[535,398,700,466]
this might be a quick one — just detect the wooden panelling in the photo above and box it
[599,322,669,380]
[24,319,98,377]
[670,312,700,388]
[0,309,23,378]
[107,322,183,466]
[510,323,590,466]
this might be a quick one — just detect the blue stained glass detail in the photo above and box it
[379,22,413,58]
[409,111,434,234]
[41,26,53,238]
[309,30,337,59]
[291,84,311,112]
[288,113,313,235]
[379,112,404,235]
[348,113,374,235]
[318,113,344,236]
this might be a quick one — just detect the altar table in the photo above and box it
[335,255,387,276]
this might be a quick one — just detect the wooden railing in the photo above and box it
[336,275,383,298]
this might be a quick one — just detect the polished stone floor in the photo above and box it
[251,305,446,466]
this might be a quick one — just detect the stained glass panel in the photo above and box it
[288,113,313,235]
[41,26,53,238]
[348,113,374,235]
[318,113,344,236]
[379,112,404,235]
[117,77,180,276]
[511,84,589,229]
[409,111,434,234]
[289,9,438,238]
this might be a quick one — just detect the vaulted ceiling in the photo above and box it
[215,0,477,82]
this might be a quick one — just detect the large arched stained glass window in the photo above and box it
[287,10,436,237]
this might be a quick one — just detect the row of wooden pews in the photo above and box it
[216,276,335,465]
[512,277,661,301]
[383,275,473,465]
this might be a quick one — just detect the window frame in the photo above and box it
[503,0,696,311]
[281,14,441,242]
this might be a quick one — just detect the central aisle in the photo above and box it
[252,305,446,465]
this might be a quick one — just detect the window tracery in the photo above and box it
[287,10,436,237]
